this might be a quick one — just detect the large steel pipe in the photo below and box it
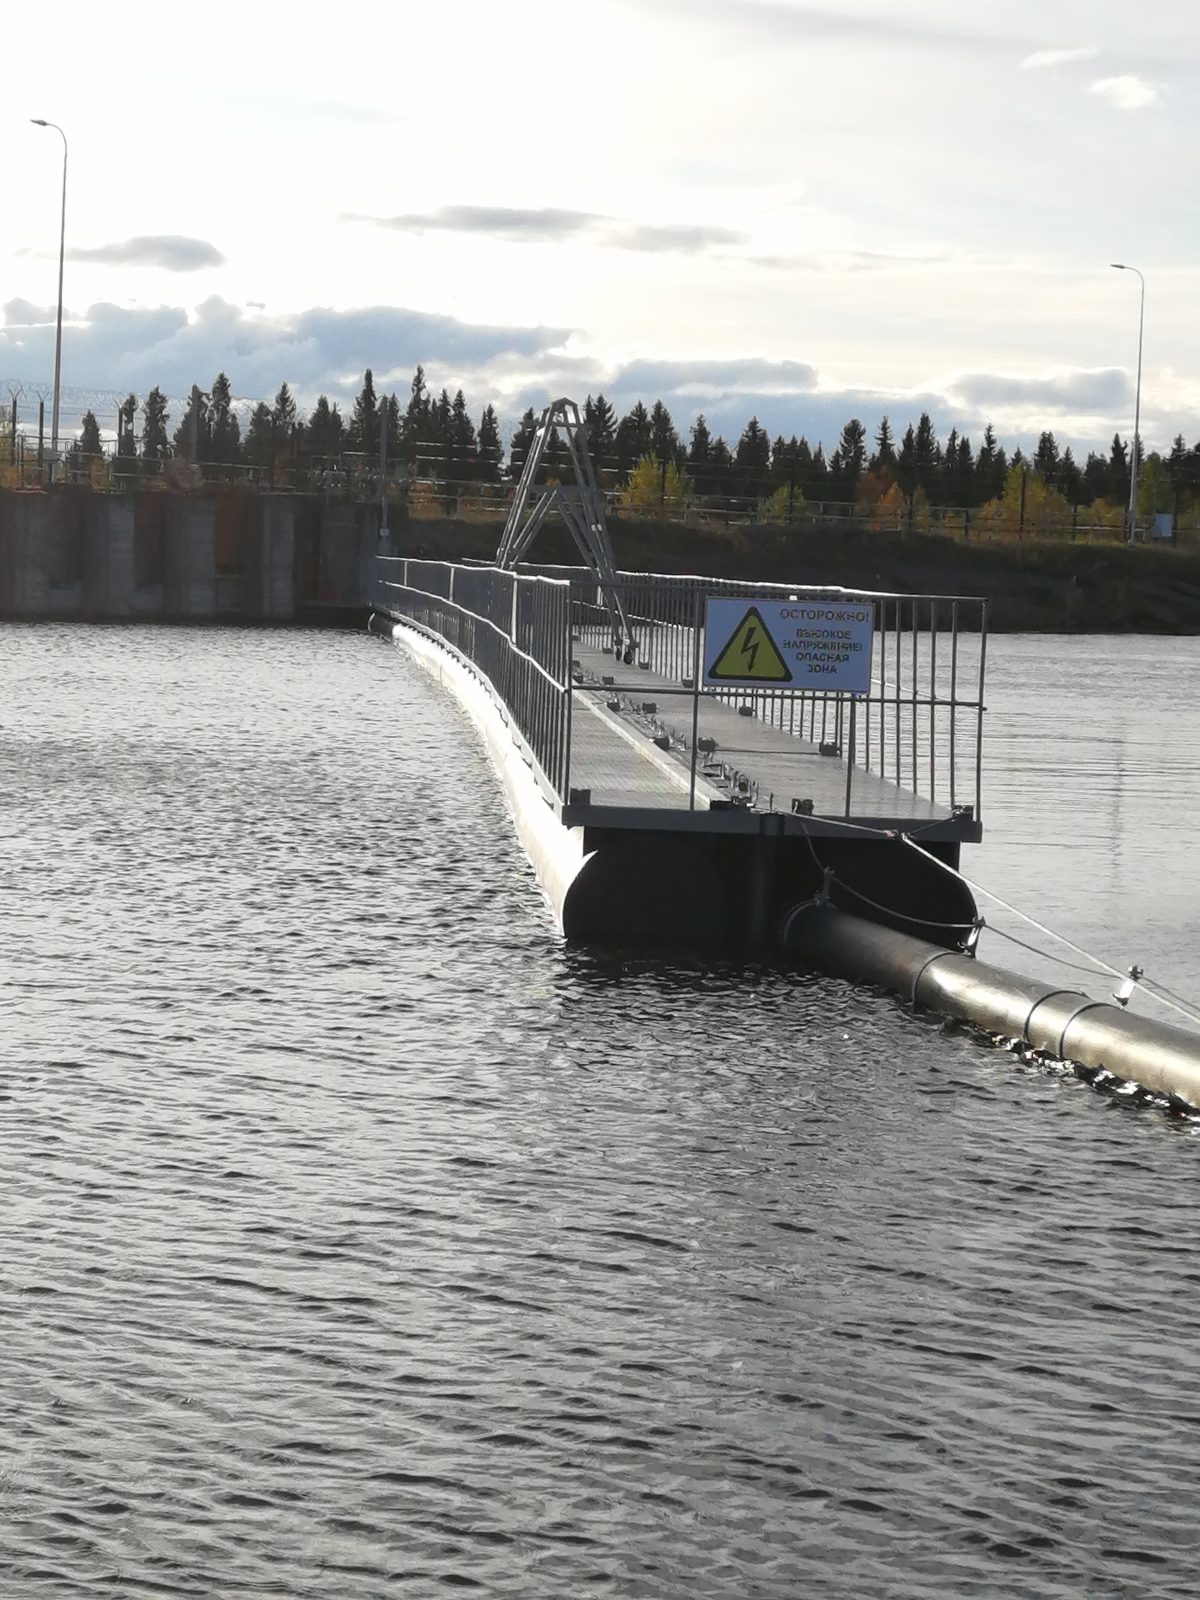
[785,904,1200,1110]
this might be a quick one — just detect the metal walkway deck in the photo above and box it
[569,639,951,830]
[374,557,985,848]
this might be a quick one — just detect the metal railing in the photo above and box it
[376,557,987,825]
[375,556,572,801]
[518,564,987,822]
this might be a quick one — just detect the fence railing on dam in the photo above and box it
[375,556,987,843]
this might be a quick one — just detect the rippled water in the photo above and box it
[3,624,1198,1599]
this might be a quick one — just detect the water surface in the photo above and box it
[2,624,1197,1598]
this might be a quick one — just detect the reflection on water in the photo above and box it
[1,624,1197,1599]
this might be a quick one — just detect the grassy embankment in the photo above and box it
[401,515,1200,633]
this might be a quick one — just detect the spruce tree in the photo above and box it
[115,393,138,476]
[649,400,681,464]
[735,415,771,497]
[872,416,896,468]
[76,409,103,460]
[210,373,241,466]
[307,396,344,460]
[141,388,170,463]
[829,418,866,500]
[895,424,918,505]
[913,413,938,498]
[708,437,734,497]
[509,407,538,480]
[244,403,275,472]
[478,405,502,482]
[1033,430,1060,481]
[349,369,379,457]
[448,389,477,480]
[615,402,652,477]
[584,394,617,470]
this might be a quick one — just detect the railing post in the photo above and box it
[689,590,703,811]
[562,585,573,802]
[843,696,857,817]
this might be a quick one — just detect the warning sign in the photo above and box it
[707,606,793,683]
[703,597,874,693]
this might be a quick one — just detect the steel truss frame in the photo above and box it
[495,397,636,662]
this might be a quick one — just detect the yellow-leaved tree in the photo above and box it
[620,454,691,515]
[974,464,1074,535]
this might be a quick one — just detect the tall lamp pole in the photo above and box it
[1111,262,1144,541]
[31,119,68,462]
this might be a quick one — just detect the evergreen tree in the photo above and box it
[508,407,538,480]
[975,424,1006,502]
[1059,447,1082,507]
[828,418,867,500]
[872,416,896,469]
[649,399,682,464]
[478,405,502,482]
[307,396,344,460]
[584,394,617,471]
[115,393,138,476]
[615,402,652,477]
[272,382,297,436]
[735,415,771,497]
[244,402,275,472]
[955,433,975,506]
[210,372,241,467]
[349,369,379,457]
[1109,433,1130,508]
[141,388,170,463]
[1081,451,1111,504]
[1033,430,1061,482]
[708,436,734,497]
[76,409,102,460]
[172,386,211,460]
[895,424,917,505]
[688,414,711,461]
[808,443,829,501]
[448,389,477,480]
[914,412,938,497]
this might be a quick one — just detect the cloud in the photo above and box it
[751,248,952,273]
[1021,45,1100,71]
[0,298,1162,454]
[0,295,570,406]
[637,0,1023,55]
[948,368,1131,415]
[1088,75,1161,110]
[66,236,227,271]
[350,205,744,254]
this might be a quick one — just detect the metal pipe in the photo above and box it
[785,905,1200,1110]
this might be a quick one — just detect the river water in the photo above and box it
[2,624,1198,1599]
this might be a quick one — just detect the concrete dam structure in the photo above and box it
[0,488,380,623]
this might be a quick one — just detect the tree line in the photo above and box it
[68,365,1200,517]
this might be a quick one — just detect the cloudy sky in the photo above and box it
[4,0,1198,452]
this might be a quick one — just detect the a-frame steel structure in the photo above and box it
[495,398,636,662]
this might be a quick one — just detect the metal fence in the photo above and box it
[377,557,987,827]
[552,566,988,821]
[375,556,573,801]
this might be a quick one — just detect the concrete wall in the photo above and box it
[0,489,375,622]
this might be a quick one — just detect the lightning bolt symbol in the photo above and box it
[739,624,759,673]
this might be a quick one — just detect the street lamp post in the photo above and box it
[1111,262,1145,542]
[31,119,68,464]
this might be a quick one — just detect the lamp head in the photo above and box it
[1111,262,1125,270]
[31,118,48,126]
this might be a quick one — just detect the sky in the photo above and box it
[3,0,1198,454]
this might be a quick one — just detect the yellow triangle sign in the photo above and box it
[708,605,793,683]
